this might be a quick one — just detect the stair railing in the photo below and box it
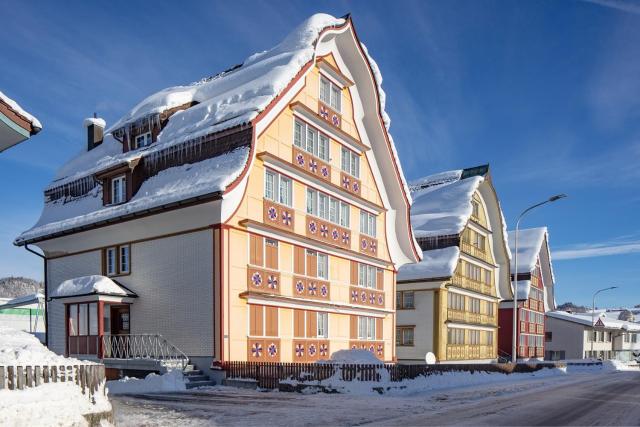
[101,334,188,370]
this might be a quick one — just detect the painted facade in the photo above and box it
[397,166,511,363]
[15,15,420,367]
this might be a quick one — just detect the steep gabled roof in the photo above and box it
[509,227,547,274]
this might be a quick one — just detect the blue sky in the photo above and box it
[1,0,638,308]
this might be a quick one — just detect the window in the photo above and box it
[89,304,98,335]
[396,327,414,346]
[119,246,130,274]
[317,253,328,280]
[317,312,328,338]
[358,263,378,289]
[111,175,126,205]
[341,147,360,178]
[469,330,480,345]
[465,262,482,282]
[447,292,465,311]
[319,76,341,112]
[68,303,98,338]
[360,211,377,237]
[264,169,292,207]
[397,291,415,309]
[447,328,465,345]
[104,245,131,276]
[358,316,376,340]
[474,233,485,251]
[486,331,494,346]
[69,305,79,336]
[294,120,330,161]
[471,199,480,218]
[106,247,117,276]
[134,132,152,149]
[306,188,349,225]
[487,302,494,317]
[469,297,481,314]
[249,305,279,337]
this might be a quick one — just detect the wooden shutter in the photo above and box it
[376,268,384,290]
[350,315,358,340]
[250,234,264,266]
[294,309,305,338]
[265,306,278,337]
[306,250,318,278]
[249,305,264,336]
[294,246,306,275]
[265,239,278,270]
[350,261,358,286]
[376,318,383,340]
[306,311,317,338]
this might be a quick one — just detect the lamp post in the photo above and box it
[591,286,618,357]
[512,194,566,363]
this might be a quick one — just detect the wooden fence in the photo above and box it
[221,361,563,390]
[0,364,106,400]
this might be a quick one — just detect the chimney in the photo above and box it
[84,113,106,151]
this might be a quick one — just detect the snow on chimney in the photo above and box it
[84,113,105,151]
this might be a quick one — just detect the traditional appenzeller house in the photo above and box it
[15,14,420,377]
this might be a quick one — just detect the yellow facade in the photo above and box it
[220,54,397,363]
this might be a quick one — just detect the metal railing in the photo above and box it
[101,334,189,370]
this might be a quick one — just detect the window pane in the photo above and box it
[331,85,341,111]
[369,215,376,237]
[69,304,78,336]
[360,211,367,234]
[306,127,317,155]
[359,264,366,287]
[319,134,329,161]
[78,304,88,336]
[318,253,328,279]
[320,77,330,104]
[403,291,414,309]
[319,193,329,219]
[279,176,291,206]
[107,248,116,275]
[120,246,129,273]
[340,203,350,227]
[89,303,98,335]
[354,155,359,178]
[103,305,111,334]
[294,121,303,147]
[265,170,275,200]
[341,147,349,172]
[306,189,316,215]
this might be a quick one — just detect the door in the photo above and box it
[109,306,130,358]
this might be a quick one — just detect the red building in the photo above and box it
[499,227,556,361]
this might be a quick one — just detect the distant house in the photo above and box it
[545,311,640,360]
[498,227,556,361]
[396,165,511,363]
[0,293,46,341]
[14,14,420,376]
[0,90,41,152]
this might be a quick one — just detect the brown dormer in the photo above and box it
[96,157,144,206]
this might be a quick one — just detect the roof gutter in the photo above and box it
[24,244,48,347]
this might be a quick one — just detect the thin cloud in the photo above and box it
[582,0,640,15]
[555,240,640,260]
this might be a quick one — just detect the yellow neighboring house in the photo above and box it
[15,14,420,372]
[396,166,511,363]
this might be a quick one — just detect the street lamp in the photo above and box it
[591,286,618,357]
[512,194,567,363]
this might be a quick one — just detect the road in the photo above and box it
[111,370,640,426]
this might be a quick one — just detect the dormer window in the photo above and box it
[111,175,126,205]
[319,76,341,112]
[134,132,152,149]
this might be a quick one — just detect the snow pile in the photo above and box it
[18,146,249,243]
[397,246,460,281]
[329,349,384,365]
[107,369,186,395]
[601,359,640,372]
[0,381,111,427]
[509,227,547,274]
[0,326,84,366]
[50,275,127,298]
[0,90,42,130]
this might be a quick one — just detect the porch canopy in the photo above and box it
[50,275,137,303]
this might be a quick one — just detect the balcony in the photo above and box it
[451,274,493,296]
[305,215,351,250]
[446,344,494,361]
[293,276,330,300]
[460,241,489,262]
[446,309,497,326]
[292,149,331,183]
[349,286,385,308]
[247,266,281,294]
[263,199,295,233]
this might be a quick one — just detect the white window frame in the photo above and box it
[106,247,117,276]
[319,75,342,112]
[358,263,377,289]
[119,245,130,274]
[294,119,330,161]
[134,132,152,149]
[357,316,376,341]
[360,210,377,237]
[264,169,293,207]
[317,253,329,280]
[306,188,350,226]
[341,147,360,178]
[111,175,126,205]
[317,312,329,338]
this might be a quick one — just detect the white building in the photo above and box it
[545,311,640,361]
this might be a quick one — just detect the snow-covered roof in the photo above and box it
[547,311,640,331]
[17,146,248,243]
[397,246,459,282]
[83,117,106,128]
[0,292,44,310]
[0,90,42,131]
[50,275,136,299]
[509,227,547,274]
[409,170,483,238]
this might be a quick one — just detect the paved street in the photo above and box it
[111,370,640,426]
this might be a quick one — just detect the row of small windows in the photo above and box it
[294,120,330,162]
[306,188,350,228]
[529,287,544,301]
[462,261,492,285]
[447,328,494,346]
[520,309,544,324]
[519,334,543,348]
[447,292,495,316]
[264,170,293,207]
[105,245,130,276]
[319,76,342,112]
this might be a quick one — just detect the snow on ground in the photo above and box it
[107,370,186,395]
[50,275,128,298]
[0,326,84,365]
